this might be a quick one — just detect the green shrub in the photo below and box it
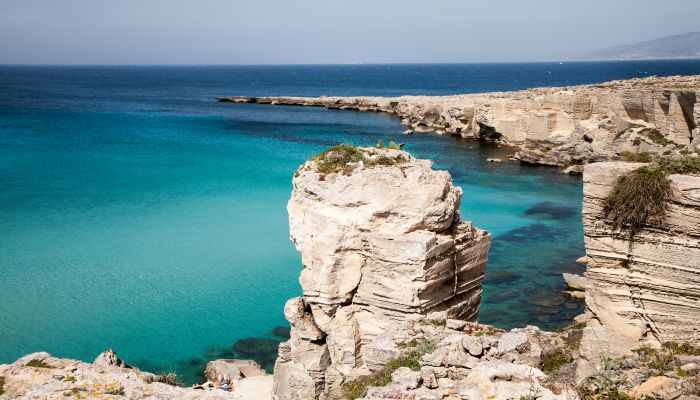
[313,144,408,175]
[658,156,700,175]
[104,386,125,395]
[641,128,676,147]
[541,347,574,373]
[603,165,671,232]
[25,359,53,368]
[314,145,365,174]
[577,377,633,400]
[620,151,652,162]
[341,338,438,399]
[144,373,180,387]
[633,341,700,372]
[0,376,4,395]
[604,156,700,233]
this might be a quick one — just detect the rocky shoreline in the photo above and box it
[2,147,700,399]
[219,75,700,167]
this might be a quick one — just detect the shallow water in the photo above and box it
[2,61,700,383]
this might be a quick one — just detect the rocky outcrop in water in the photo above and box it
[219,75,700,167]
[579,161,700,375]
[274,147,491,399]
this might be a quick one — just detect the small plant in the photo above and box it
[619,151,652,162]
[427,319,446,327]
[0,376,4,396]
[144,373,180,387]
[541,347,574,373]
[64,376,76,382]
[387,141,405,150]
[104,385,125,395]
[341,337,437,399]
[25,359,53,368]
[376,140,405,150]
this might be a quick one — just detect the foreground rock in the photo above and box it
[0,351,254,399]
[274,147,491,399]
[219,75,700,166]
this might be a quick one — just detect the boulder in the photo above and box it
[630,376,683,400]
[93,349,131,369]
[391,367,422,390]
[204,359,266,382]
[497,331,530,354]
[458,362,571,400]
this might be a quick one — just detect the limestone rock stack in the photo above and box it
[274,147,491,399]
[580,162,700,361]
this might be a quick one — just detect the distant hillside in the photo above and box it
[581,32,700,60]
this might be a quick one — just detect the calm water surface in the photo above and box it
[2,61,700,383]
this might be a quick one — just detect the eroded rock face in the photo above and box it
[219,75,700,166]
[580,162,700,367]
[274,147,491,399]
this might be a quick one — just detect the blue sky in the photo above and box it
[1,0,698,64]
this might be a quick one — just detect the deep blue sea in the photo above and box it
[2,61,700,383]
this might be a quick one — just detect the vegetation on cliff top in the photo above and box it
[340,337,438,400]
[604,156,700,232]
[313,144,407,175]
[25,359,53,368]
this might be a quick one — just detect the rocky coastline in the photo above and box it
[2,147,700,399]
[218,75,700,167]
[4,78,700,398]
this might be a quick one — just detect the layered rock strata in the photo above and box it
[274,147,491,399]
[219,75,700,166]
[580,162,700,363]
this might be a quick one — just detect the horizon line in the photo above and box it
[2,58,700,67]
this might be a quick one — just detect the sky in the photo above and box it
[1,0,698,65]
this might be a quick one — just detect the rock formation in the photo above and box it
[204,359,266,382]
[219,75,700,166]
[0,351,246,399]
[273,147,491,399]
[579,161,700,373]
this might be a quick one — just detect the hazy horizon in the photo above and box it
[1,0,699,65]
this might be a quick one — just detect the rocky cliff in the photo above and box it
[274,146,491,399]
[219,75,700,167]
[580,161,700,366]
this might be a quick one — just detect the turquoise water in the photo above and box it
[2,62,700,383]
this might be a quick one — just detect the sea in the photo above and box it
[2,60,700,384]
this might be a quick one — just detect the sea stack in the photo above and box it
[273,146,491,399]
